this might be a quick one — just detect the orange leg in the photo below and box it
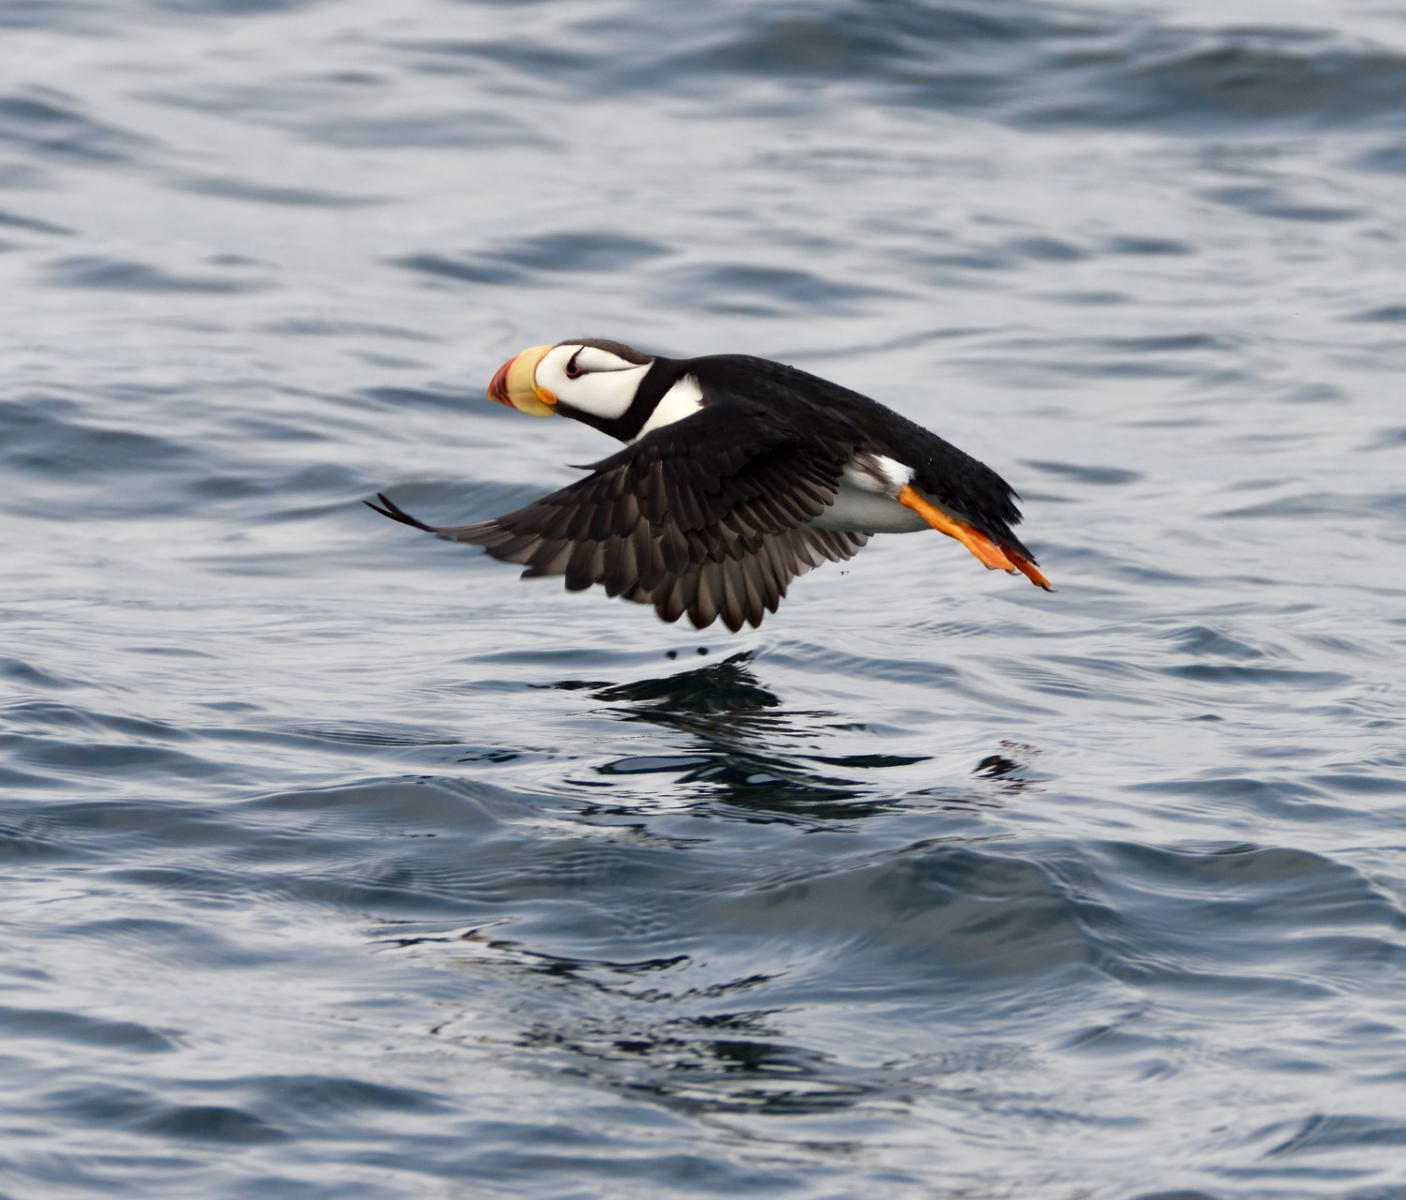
[897,486,1053,591]
[1009,555,1054,592]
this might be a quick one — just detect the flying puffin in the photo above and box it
[368,339,1052,632]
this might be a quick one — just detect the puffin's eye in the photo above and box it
[564,349,584,379]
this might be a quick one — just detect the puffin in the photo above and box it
[368,339,1052,632]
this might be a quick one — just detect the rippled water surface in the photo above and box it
[4,0,1406,1196]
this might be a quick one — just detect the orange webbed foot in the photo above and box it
[896,485,1053,590]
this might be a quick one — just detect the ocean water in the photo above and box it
[4,0,1406,1196]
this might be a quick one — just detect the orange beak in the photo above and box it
[486,344,558,418]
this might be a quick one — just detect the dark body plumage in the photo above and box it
[369,349,1043,632]
[691,356,1030,549]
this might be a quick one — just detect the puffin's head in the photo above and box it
[486,339,655,420]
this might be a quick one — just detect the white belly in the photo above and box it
[807,483,927,533]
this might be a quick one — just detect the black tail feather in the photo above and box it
[364,492,437,532]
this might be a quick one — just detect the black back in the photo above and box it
[681,354,1027,547]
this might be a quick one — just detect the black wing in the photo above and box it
[368,403,867,632]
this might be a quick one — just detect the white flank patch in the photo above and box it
[842,453,914,494]
[811,452,924,533]
[632,374,705,441]
[809,487,928,533]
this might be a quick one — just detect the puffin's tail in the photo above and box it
[365,492,436,532]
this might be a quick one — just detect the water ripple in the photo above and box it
[5,0,1406,1196]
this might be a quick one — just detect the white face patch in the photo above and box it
[534,343,652,422]
[632,374,704,442]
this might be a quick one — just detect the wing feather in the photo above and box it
[368,400,866,629]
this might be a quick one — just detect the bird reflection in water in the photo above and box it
[405,926,882,1119]
[407,659,1046,1119]
[517,1012,884,1118]
[550,652,1039,818]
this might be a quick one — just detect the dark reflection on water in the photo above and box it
[5,0,1406,1196]
[581,651,784,718]
[550,653,1004,818]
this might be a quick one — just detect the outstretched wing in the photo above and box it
[367,403,866,631]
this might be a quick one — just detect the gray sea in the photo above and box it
[4,1,1406,1196]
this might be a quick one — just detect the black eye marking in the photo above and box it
[565,349,584,379]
